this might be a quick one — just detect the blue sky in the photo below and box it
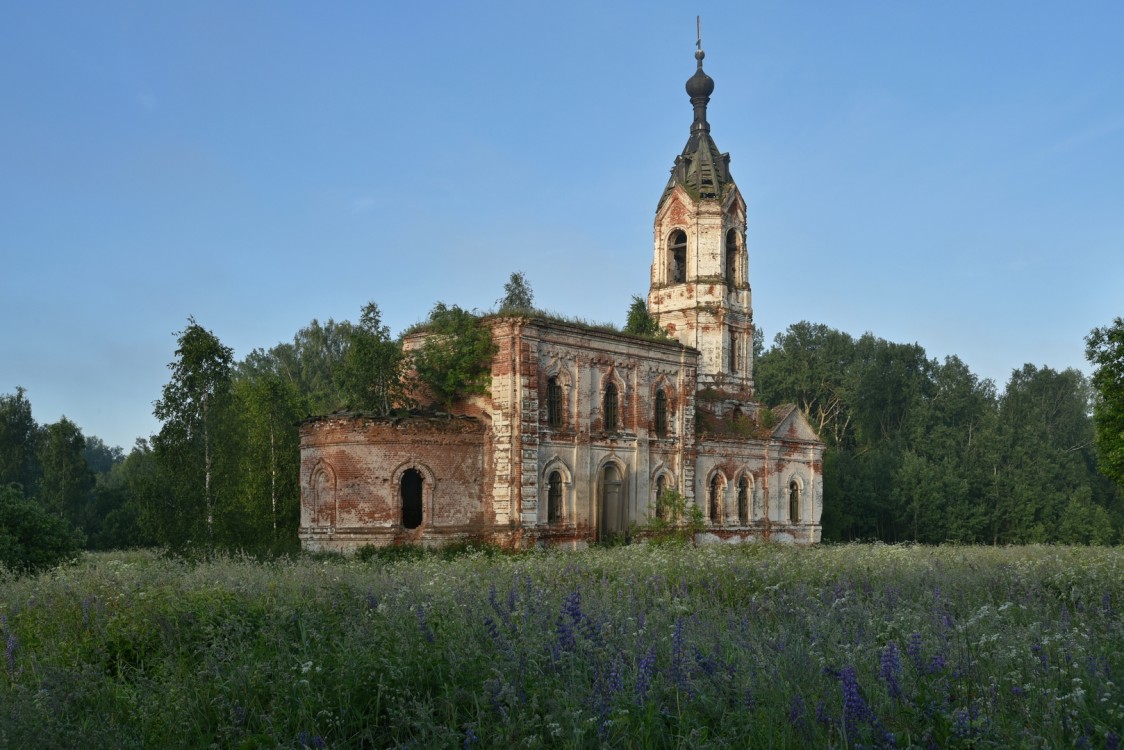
[2,2,1122,450]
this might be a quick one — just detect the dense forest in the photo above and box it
[2,292,1122,567]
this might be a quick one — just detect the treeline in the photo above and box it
[756,322,1124,544]
[0,297,495,567]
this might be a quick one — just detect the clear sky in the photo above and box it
[2,2,1122,450]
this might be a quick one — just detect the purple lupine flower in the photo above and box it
[1103,591,1114,618]
[6,633,16,679]
[671,618,688,690]
[608,656,624,697]
[365,588,379,609]
[927,652,947,674]
[840,665,871,737]
[463,725,479,749]
[1105,731,1119,750]
[636,645,656,703]
[815,700,834,727]
[1031,643,1047,671]
[906,633,923,671]
[880,642,903,701]
[556,613,576,653]
[415,605,435,644]
[82,597,91,627]
[1060,603,1071,630]
[788,692,806,730]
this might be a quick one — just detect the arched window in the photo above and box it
[604,381,619,432]
[548,471,562,523]
[401,469,423,529]
[789,480,801,523]
[655,474,667,520]
[730,334,739,374]
[709,475,721,524]
[738,477,749,524]
[547,376,563,428]
[669,230,687,283]
[654,389,668,437]
[725,228,738,287]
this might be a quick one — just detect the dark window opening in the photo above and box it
[709,475,721,524]
[789,480,801,523]
[547,377,563,428]
[655,475,667,521]
[401,469,423,529]
[604,382,619,433]
[654,389,668,437]
[548,471,562,523]
[738,477,749,525]
[725,228,738,287]
[731,335,739,375]
[670,230,687,283]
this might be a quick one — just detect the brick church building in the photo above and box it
[299,44,824,551]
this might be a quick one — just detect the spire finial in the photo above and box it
[695,16,705,66]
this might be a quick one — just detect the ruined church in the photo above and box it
[300,44,825,551]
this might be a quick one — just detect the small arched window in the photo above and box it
[655,474,667,521]
[654,389,668,437]
[669,230,687,283]
[604,381,619,432]
[547,376,563,428]
[401,469,423,529]
[730,334,739,374]
[709,475,722,524]
[725,228,738,287]
[738,477,749,525]
[548,471,562,523]
[789,480,801,523]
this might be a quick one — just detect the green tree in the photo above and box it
[340,302,404,415]
[498,271,534,312]
[240,317,354,415]
[412,303,495,409]
[37,417,95,529]
[1086,317,1124,489]
[0,484,84,573]
[0,387,41,493]
[624,295,666,338]
[152,317,234,547]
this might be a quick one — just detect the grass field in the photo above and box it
[1,542,1121,749]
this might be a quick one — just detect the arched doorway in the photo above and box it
[599,464,625,542]
[401,469,423,529]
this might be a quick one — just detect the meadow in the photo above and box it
[1,543,1121,749]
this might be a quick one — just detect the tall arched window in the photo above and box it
[401,469,423,529]
[654,389,668,437]
[709,475,721,524]
[655,474,667,521]
[547,376,563,428]
[738,477,749,525]
[669,230,687,283]
[789,480,801,523]
[548,471,562,523]
[730,334,739,374]
[725,228,738,287]
[604,381,619,432]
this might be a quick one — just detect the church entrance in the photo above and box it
[598,464,626,542]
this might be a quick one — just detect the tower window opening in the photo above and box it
[789,480,801,523]
[669,230,687,283]
[654,389,668,437]
[725,228,738,287]
[547,376,563,428]
[604,382,619,433]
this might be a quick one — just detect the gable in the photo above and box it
[770,405,823,443]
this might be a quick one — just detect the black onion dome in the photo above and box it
[685,50,714,98]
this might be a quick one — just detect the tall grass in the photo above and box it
[1,544,1121,748]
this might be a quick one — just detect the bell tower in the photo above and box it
[648,34,754,395]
